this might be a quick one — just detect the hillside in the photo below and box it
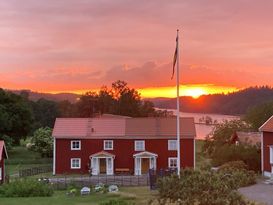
[150,86,273,115]
[10,90,80,103]
[9,86,273,115]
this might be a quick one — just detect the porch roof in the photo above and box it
[133,151,158,158]
[89,151,115,158]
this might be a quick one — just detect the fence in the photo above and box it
[149,168,177,190]
[19,165,53,177]
[50,174,149,189]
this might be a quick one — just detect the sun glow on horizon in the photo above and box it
[45,84,239,99]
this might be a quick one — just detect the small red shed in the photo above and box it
[0,140,8,184]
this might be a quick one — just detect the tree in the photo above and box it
[202,120,250,156]
[0,89,33,145]
[31,98,60,130]
[30,127,53,157]
[244,102,273,131]
[75,92,101,117]
[75,80,157,117]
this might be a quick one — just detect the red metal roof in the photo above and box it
[52,117,196,139]
[0,140,8,161]
[259,115,273,132]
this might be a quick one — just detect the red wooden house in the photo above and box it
[259,116,273,177]
[0,141,8,184]
[52,116,196,175]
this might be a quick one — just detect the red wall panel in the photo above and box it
[55,138,194,174]
[263,132,273,172]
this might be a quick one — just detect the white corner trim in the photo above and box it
[53,138,56,175]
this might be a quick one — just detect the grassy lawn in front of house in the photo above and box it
[0,186,156,205]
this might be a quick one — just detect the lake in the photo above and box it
[165,109,240,140]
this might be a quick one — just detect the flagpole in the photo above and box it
[176,29,181,177]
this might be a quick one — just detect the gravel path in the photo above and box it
[239,182,273,205]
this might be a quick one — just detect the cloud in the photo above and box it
[1,0,273,93]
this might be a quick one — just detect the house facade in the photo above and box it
[52,117,196,175]
[0,141,8,184]
[259,115,273,177]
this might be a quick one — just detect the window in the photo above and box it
[71,140,81,150]
[135,140,145,151]
[168,140,177,150]
[71,158,81,169]
[168,157,178,168]
[104,140,113,150]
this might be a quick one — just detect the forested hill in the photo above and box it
[150,86,273,115]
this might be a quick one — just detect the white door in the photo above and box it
[134,157,141,175]
[106,158,114,175]
[0,167,2,181]
[91,158,99,175]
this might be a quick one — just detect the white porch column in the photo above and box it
[91,157,99,175]
[106,157,114,175]
[134,157,141,175]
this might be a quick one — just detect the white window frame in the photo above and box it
[104,140,113,150]
[135,140,145,151]
[0,166,2,180]
[168,140,177,151]
[71,140,81,150]
[168,157,178,168]
[71,158,81,169]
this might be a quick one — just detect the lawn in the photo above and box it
[6,143,52,176]
[0,186,156,205]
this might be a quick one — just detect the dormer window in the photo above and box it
[71,140,81,150]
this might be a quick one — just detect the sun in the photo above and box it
[183,87,207,99]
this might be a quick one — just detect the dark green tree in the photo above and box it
[0,89,33,145]
[31,98,59,130]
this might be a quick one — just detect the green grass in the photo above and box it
[0,186,156,205]
[6,143,52,176]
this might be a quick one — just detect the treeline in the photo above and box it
[0,80,166,146]
[153,86,273,115]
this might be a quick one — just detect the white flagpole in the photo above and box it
[176,29,181,177]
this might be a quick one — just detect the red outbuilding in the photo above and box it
[259,116,273,177]
[0,140,8,184]
[52,116,196,175]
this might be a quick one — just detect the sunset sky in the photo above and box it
[1,0,273,98]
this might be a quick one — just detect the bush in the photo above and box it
[218,161,256,188]
[29,127,53,157]
[156,168,255,205]
[0,179,54,197]
[211,144,261,172]
[100,199,134,205]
